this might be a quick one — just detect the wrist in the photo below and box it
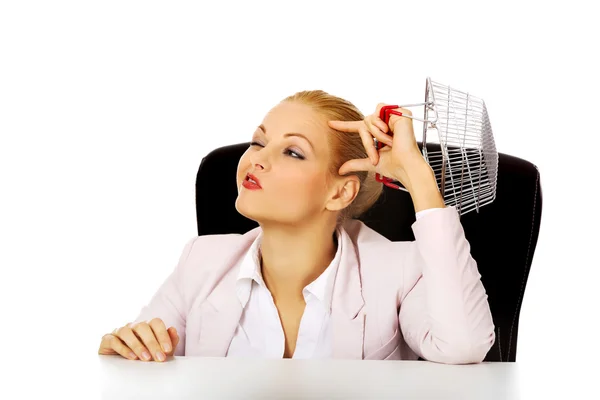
[410,185,445,213]
[401,162,445,212]
[395,157,432,191]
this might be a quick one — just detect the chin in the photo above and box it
[235,197,303,226]
[234,196,261,222]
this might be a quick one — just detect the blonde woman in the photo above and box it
[98,91,495,364]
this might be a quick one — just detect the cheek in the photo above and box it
[280,168,328,199]
[236,152,251,187]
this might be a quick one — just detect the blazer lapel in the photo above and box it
[331,222,366,359]
[193,223,366,359]
[195,265,244,357]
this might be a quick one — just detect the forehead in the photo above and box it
[261,101,327,144]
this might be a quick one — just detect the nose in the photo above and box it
[248,147,269,172]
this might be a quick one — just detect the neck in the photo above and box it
[259,218,338,302]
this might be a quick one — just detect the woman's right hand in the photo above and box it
[98,318,179,362]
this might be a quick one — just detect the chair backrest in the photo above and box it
[195,142,543,362]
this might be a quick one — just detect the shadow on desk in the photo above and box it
[99,355,521,399]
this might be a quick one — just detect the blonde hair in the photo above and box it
[282,90,383,226]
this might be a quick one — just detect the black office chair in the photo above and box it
[195,142,543,362]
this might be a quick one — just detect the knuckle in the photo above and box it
[149,317,163,327]
[132,321,147,332]
[115,326,129,337]
[151,323,166,336]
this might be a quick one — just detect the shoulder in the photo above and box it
[188,228,259,251]
[175,227,261,293]
[183,227,260,270]
[344,206,463,290]
[342,218,414,255]
[341,219,415,286]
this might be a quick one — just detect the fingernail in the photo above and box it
[163,343,171,353]
[157,351,166,362]
[142,351,151,360]
[128,352,137,359]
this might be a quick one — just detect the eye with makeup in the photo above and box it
[249,140,306,160]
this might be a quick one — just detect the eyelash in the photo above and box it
[249,141,305,160]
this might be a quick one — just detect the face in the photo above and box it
[235,101,353,226]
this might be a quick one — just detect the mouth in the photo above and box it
[244,173,262,189]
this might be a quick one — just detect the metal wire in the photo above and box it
[388,77,498,216]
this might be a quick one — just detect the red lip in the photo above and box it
[243,173,262,189]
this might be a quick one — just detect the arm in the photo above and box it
[328,105,495,363]
[130,236,198,356]
[397,163,496,364]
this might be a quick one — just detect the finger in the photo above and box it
[387,107,413,133]
[149,318,173,354]
[375,102,393,123]
[339,157,374,176]
[167,327,179,356]
[328,120,362,133]
[365,116,393,146]
[99,334,138,360]
[369,114,389,133]
[132,322,166,362]
[116,326,152,361]
[330,120,380,165]
[374,118,389,133]
[357,124,379,165]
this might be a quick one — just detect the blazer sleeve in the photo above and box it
[398,206,496,364]
[130,236,199,356]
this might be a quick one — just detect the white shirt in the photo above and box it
[226,208,441,359]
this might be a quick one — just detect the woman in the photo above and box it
[98,90,495,364]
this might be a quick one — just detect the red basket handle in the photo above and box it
[375,105,405,190]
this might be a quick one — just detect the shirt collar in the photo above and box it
[235,225,344,311]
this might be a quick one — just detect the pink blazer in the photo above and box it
[132,206,495,364]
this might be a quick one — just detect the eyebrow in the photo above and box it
[257,124,314,150]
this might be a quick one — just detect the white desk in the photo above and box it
[98,355,522,399]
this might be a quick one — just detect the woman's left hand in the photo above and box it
[328,103,433,193]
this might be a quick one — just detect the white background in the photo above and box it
[1,0,598,398]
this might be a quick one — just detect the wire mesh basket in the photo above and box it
[375,77,499,216]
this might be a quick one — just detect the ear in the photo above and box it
[325,175,360,212]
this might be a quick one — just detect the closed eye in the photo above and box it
[249,141,305,160]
